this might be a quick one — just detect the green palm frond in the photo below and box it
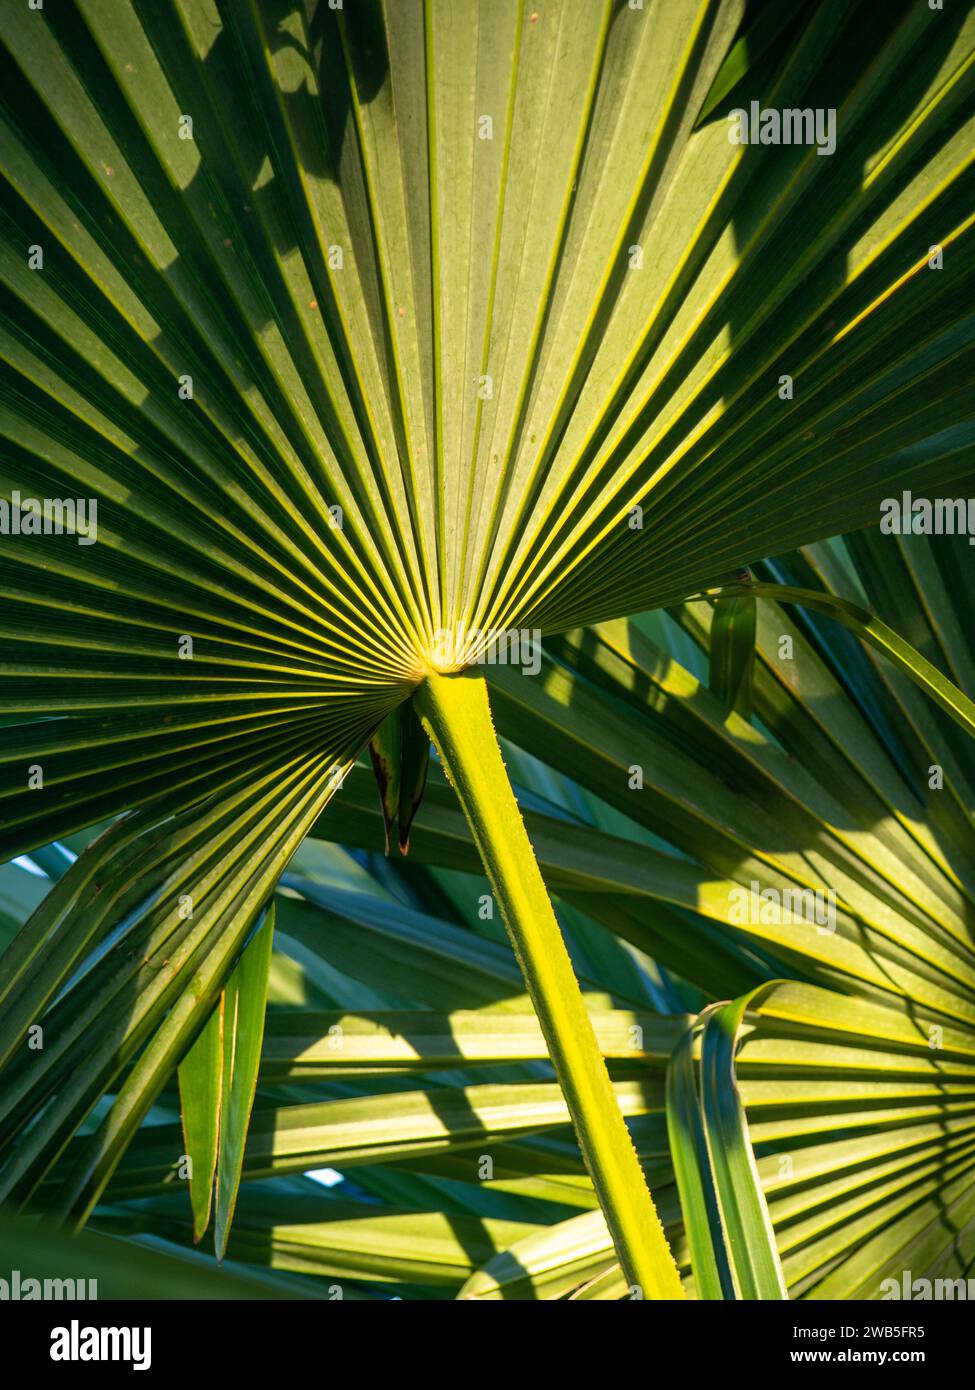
[3,0,974,850]
[2,0,975,1298]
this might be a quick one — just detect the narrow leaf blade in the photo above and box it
[177,996,223,1244]
[215,904,276,1261]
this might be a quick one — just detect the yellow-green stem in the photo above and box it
[413,668,684,1298]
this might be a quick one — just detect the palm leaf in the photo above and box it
[2,0,975,1291]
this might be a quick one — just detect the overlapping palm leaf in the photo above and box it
[1,528,972,1298]
[2,0,975,1295]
